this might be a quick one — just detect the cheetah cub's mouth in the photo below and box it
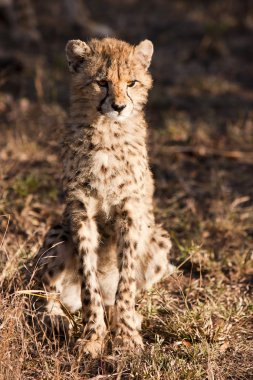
[98,95,134,121]
[66,37,153,123]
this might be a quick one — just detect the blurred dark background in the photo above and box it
[1,4,253,378]
[1,0,253,270]
[1,0,253,117]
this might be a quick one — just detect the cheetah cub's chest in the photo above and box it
[89,146,129,210]
[88,124,146,212]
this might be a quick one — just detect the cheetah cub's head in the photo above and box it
[66,38,153,122]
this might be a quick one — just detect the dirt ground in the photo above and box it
[1,1,253,379]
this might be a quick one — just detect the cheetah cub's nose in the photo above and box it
[111,103,126,112]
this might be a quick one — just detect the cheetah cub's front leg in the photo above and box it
[113,200,144,351]
[68,194,106,358]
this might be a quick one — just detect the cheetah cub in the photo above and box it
[35,38,173,357]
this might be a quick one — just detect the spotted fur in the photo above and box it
[35,37,173,357]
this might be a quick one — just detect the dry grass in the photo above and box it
[1,1,253,379]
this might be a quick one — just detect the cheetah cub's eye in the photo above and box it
[128,80,137,87]
[96,80,108,87]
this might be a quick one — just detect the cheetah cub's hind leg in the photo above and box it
[140,225,174,291]
[127,226,174,336]
[33,225,81,341]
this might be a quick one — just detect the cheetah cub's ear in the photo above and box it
[134,39,153,69]
[65,39,91,73]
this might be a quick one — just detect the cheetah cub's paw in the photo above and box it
[76,336,105,359]
[75,324,107,358]
[113,328,144,354]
